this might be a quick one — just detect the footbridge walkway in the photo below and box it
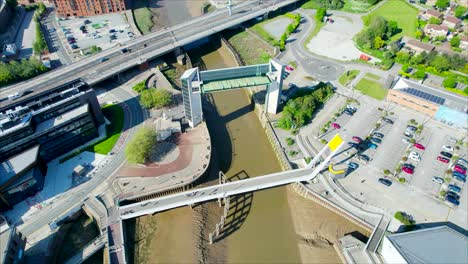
[64,233,107,264]
[119,134,344,219]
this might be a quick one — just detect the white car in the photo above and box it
[442,145,454,152]
[448,137,457,143]
[432,176,444,184]
[402,138,410,144]
[406,126,416,133]
[409,151,421,161]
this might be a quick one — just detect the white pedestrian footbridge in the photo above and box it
[119,135,345,219]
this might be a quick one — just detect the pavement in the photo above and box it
[263,17,293,40]
[14,10,35,59]
[42,8,72,66]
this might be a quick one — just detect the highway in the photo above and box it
[0,0,299,104]
[119,141,344,219]
[18,86,144,236]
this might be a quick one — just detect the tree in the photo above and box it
[5,0,17,9]
[139,89,155,109]
[90,45,102,54]
[316,8,327,22]
[132,81,146,93]
[415,30,423,40]
[442,77,457,88]
[125,127,157,164]
[374,36,385,49]
[450,36,460,47]
[139,88,172,109]
[435,0,449,9]
[454,6,467,19]
[386,20,398,39]
[428,17,441,25]
[413,69,426,79]
[430,55,450,72]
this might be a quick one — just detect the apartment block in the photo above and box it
[53,0,125,17]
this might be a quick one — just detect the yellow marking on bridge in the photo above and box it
[328,134,343,151]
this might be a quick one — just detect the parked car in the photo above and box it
[404,132,414,138]
[448,184,461,193]
[409,151,421,161]
[127,31,134,37]
[448,137,457,143]
[442,145,454,152]
[402,138,410,144]
[437,156,449,163]
[348,142,357,147]
[71,44,78,49]
[446,191,460,200]
[343,109,354,116]
[453,173,466,182]
[348,162,358,169]
[453,165,466,174]
[331,123,341,129]
[352,136,362,143]
[121,48,129,53]
[79,25,86,30]
[446,195,460,206]
[402,166,414,174]
[413,143,425,150]
[432,176,444,184]
[100,57,109,62]
[370,137,382,144]
[285,65,294,72]
[109,29,116,33]
[367,142,378,149]
[84,19,91,24]
[378,178,392,186]
[383,118,394,124]
[406,126,417,133]
[373,132,384,138]
[440,151,453,159]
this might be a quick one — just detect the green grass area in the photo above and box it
[363,0,418,40]
[365,72,381,80]
[342,0,375,13]
[355,78,387,100]
[445,87,468,97]
[250,14,295,46]
[59,104,124,163]
[228,31,272,65]
[339,70,360,86]
[133,0,153,34]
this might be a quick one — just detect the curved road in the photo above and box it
[19,86,144,236]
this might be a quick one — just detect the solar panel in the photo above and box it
[401,88,445,105]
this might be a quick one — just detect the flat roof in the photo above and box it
[201,76,271,93]
[392,78,467,112]
[0,145,39,186]
[35,104,89,134]
[0,226,13,263]
[387,226,468,263]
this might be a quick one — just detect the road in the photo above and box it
[119,141,343,219]
[0,0,299,104]
[19,86,143,236]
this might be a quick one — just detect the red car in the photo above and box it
[352,136,362,143]
[331,123,341,129]
[437,156,449,163]
[402,166,414,174]
[454,165,466,174]
[285,65,294,72]
[413,143,425,150]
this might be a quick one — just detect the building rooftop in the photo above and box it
[35,103,89,135]
[392,78,467,112]
[0,145,39,186]
[0,224,13,263]
[387,226,468,264]
[425,24,449,32]
[425,9,442,17]
[406,39,435,52]
[444,15,461,24]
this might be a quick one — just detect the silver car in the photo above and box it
[432,176,444,184]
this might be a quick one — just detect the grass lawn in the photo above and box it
[339,70,360,86]
[133,0,153,34]
[355,78,387,100]
[228,31,272,65]
[363,0,418,40]
[342,0,375,13]
[365,73,381,80]
[91,104,124,154]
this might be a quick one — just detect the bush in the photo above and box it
[412,69,426,79]
[399,177,406,183]
[288,150,298,156]
[286,137,295,146]
[443,77,457,88]
[444,177,451,183]
[132,81,146,93]
[316,8,327,22]
[320,139,328,145]
[383,169,390,175]
[394,211,414,225]
[305,157,312,164]
[125,127,157,164]
[402,157,408,162]
[0,58,48,87]
[139,88,172,109]
[439,190,446,197]
[410,138,416,144]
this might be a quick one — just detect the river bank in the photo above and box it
[149,0,205,29]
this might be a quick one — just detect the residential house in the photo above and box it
[424,24,449,38]
[421,9,443,20]
[443,16,462,28]
[461,35,468,50]
[405,39,435,54]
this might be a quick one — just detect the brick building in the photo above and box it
[53,0,125,17]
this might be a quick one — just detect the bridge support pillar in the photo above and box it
[218,171,228,207]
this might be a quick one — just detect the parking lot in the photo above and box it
[56,13,134,56]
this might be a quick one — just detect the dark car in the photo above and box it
[100,57,109,62]
[373,132,384,138]
[358,154,370,162]
[446,195,460,206]
[378,178,392,186]
[84,19,91,24]
[370,137,382,144]
[121,48,129,53]
[383,118,394,124]
[71,44,78,49]
[348,162,358,169]
[343,110,354,116]
[446,191,460,200]
[109,29,116,33]
[448,184,461,193]
[453,172,466,182]
[79,25,86,30]
[403,163,414,169]
[67,39,76,44]
[440,151,453,159]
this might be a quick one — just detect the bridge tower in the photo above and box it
[180,59,285,128]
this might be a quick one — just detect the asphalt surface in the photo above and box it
[42,9,72,66]
[19,86,143,236]
[0,0,299,103]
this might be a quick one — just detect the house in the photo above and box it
[461,35,468,50]
[405,39,435,54]
[424,24,449,38]
[425,0,437,6]
[443,15,462,28]
[421,9,443,20]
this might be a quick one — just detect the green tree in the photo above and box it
[415,30,423,40]
[450,36,460,47]
[435,0,449,9]
[125,127,157,164]
[442,77,457,88]
[454,6,467,18]
[5,0,17,9]
[413,69,426,79]
[315,8,327,22]
[428,17,441,25]
[132,81,146,93]
[430,55,450,72]
[90,45,102,54]
[140,89,155,109]
[153,89,172,108]
[0,64,13,86]
[374,36,385,49]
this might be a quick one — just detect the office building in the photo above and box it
[53,0,126,17]
[0,215,26,264]
[0,80,105,210]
